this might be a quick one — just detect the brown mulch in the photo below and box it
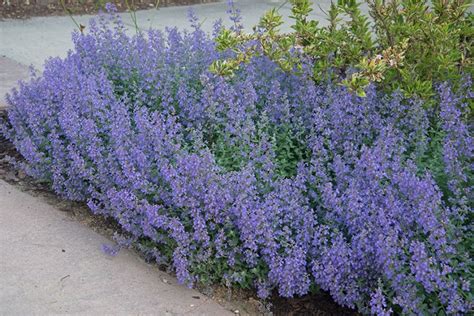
[0,111,22,179]
[0,0,217,19]
[272,292,359,316]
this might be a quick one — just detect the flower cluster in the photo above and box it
[2,7,472,315]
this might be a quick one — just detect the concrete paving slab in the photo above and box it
[0,56,30,109]
[0,179,233,315]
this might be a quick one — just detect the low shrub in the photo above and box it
[2,6,472,315]
[212,0,473,99]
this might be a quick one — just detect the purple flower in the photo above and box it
[2,9,471,315]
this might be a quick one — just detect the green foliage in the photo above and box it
[271,124,310,178]
[210,120,309,179]
[414,126,450,197]
[212,0,473,99]
[212,132,249,172]
[368,0,473,98]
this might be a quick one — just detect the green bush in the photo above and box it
[211,0,473,99]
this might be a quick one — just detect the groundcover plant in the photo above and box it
[1,5,472,315]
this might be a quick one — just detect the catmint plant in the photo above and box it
[2,5,472,315]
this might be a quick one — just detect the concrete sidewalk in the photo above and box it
[0,57,30,109]
[0,179,232,315]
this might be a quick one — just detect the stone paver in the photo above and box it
[0,179,232,315]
